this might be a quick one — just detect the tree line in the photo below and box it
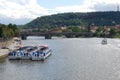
[28,25,120,38]
[0,23,20,40]
[24,11,120,29]
[62,26,120,38]
[22,11,120,38]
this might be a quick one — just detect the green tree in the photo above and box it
[95,27,103,37]
[7,23,20,37]
[68,26,81,32]
[0,23,20,39]
[2,27,8,39]
[109,28,116,37]
[62,28,72,32]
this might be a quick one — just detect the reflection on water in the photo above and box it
[0,37,120,80]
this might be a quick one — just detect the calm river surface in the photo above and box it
[1,37,120,80]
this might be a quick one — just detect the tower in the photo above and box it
[117,5,119,12]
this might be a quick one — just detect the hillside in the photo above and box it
[24,11,120,28]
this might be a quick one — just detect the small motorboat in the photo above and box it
[31,45,52,61]
[101,38,107,44]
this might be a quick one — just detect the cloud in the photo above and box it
[0,0,120,24]
[49,0,120,14]
[0,0,49,24]
[84,0,120,11]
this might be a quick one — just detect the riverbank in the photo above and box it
[0,49,9,59]
[0,39,13,59]
[0,38,21,59]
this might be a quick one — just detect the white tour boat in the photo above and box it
[31,45,52,61]
[8,46,38,60]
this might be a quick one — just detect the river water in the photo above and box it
[1,37,120,80]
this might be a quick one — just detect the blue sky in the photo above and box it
[0,0,120,25]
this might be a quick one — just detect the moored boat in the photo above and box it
[20,46,38,60]
[31,45,52,61]
[8,49,24,60]
[8,46,38,60]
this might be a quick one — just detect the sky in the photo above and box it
[0,0,120,25]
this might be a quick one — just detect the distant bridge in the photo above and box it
[20,31,95,40]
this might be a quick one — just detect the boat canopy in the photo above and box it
[40,45,48,48]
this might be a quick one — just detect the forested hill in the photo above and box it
[25,11,120,28]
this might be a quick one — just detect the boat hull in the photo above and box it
[8,45,52,61]
[9,56,21,60]
[31,51,52,61]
